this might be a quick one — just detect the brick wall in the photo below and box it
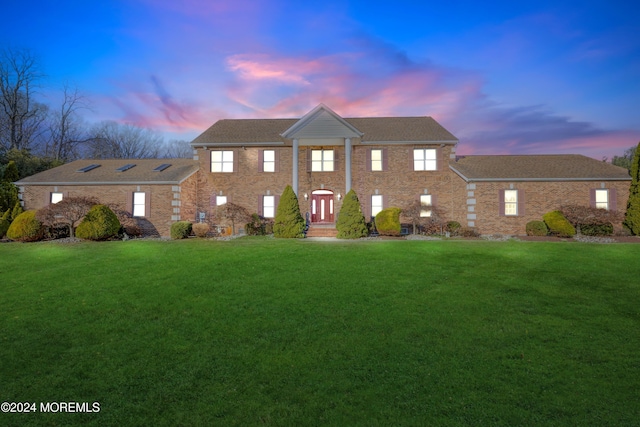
[19,176,200,237]
[465,179,631,235]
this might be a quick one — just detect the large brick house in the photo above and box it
[15,104,632,237]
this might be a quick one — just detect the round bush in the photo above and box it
[6,210,43,242]
[543,210,576,237]
[76,204,121,241]
[526,220,549,236]
[171,221,192,239]
[375,207,402,236]
[192,222,210,238]
[581,222,614,236]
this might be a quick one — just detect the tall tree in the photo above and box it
[0,48,48,152]
[44,83,88,161]
[623,142,640,235]
[86,121,163,159]
[612,146,636,172]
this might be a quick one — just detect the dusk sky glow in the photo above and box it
[3,0,638,159]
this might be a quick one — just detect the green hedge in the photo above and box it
[543,210,576,237]
[76,205,121,241]
[375,207,402,236]
[526,220,549,236]
[6,210,43,242]
[171,221,192,239]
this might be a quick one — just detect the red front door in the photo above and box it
[311,194,334,223]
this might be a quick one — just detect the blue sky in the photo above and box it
[2,0,638,159]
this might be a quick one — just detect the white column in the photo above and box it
[292,138,299,196]
[345,137,352,193]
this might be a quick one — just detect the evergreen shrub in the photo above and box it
[580,223,614,236]
[75,205,121,240]
[526,220,549,236]
[543,210,576,237]
[245,214,274,236]
[273,185,305,238]
[0,209,10,237]
[336,190,368,239]
[375,207,402,236]
[171,221,192,239]
[6,210,43,242]
[446,221,461,236]
[623,143,640,235]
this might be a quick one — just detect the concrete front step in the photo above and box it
[306,226,338,238]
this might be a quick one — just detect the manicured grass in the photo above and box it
[1,238,639,426]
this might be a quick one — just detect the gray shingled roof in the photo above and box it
[450,155,632,181]
[191,116,458,146]
[16,159,199,185]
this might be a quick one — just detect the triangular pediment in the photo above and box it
[281,104,363,139]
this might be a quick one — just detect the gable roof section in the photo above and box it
[16,158,199,186]
[450,155,632,182]
[281,104,363,139]
[191,104,458,147]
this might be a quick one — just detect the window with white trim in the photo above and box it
[420,194,432,217]
[263,195,275,218]
[413,148,437,171]
[504,190,518,216]
[263,150,275,172]
[595,189,609,210]
[371,149,383,171]
[51,192,63,204]
[133,192,146,217]
[211,150,234,173]
[311,150,334,172]
[371,195,383,217]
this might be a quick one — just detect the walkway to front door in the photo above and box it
[311,190,334,223]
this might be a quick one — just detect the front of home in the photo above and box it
[15,104,632,237]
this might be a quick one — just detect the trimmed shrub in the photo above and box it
[458,227,480,238]
[171,221,192,239]
[375,207,402,236]
[0,208,11,237]
[6,210,43,242]
[580,222,614,236]
[336,189,368,239]
[526,220,549,236]
[273,185,305,238]
[192,222,210,238]
[446,221,461,236]
[245,214,274,236]
[543,210,576,237]
[75,205,121,241]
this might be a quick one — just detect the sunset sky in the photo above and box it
[2,0,638,159]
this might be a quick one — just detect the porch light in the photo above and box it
[337,193,342,200]
[304,193,308,201]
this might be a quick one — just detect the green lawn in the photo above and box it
[1,238,639,426]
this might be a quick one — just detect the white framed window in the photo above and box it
[420,194,432,217]
[311,150,334,172]
[51,192,63,204]
[371,195,383,217]
[211,150,234,173]
[371,149,383,171]
[504,190,518,216]
[216,195,227,206]
[413,148,437,171]
[263,195,275,218]
[595,189,609,210]
[133,192,146,217]
[263,150,275,172]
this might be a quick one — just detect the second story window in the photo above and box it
[311,150,334,172]
[263,150,275,172]
[211,150,234,173]
[413,148,437,171]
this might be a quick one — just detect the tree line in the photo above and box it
[0,47,192,179]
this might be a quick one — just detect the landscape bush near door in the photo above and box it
[375,207,402,236]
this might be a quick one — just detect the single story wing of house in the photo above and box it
[15,104,632,237]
